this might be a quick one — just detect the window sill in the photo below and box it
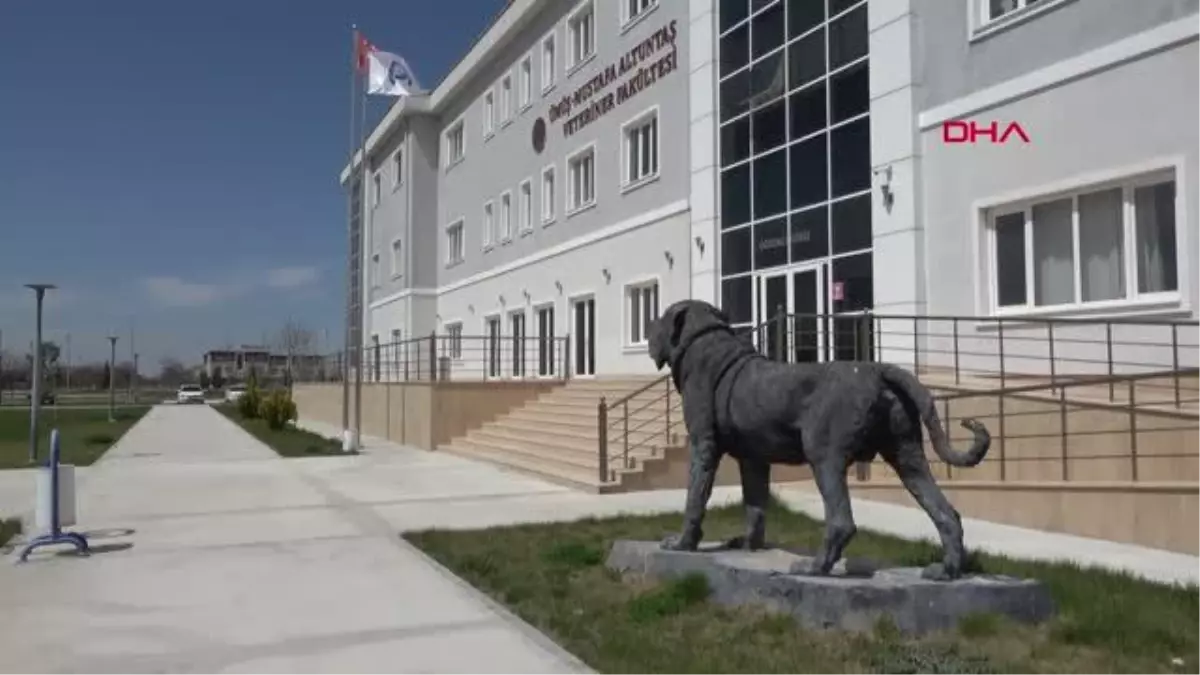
[484,130,495,142]
[445,259,465,269]
[566,52,597,79]
[500,236,514,245]
[621,172,660,195]
[984,294,1188,328]
[542,215,556,227]
[541,82,557,97]
[483,244,495,253]
[620,3,659,36]
[444,157,465,173]
[519,101,533,115]
[520,227,534,238]
[970,0,1076,44]
[566,200,597,219]
[392,182,403,193]
[501,118,513,130]
[622,343,649,354]
[390,274,403,281]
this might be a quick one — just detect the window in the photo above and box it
[568,1,596,71]
[482,200,495,248]
[483,90,495,137]
[623,0,657,27]
[393,148,404,188]
[371,252,381,287]
[445,120,465,167]
[541,165,556,223]
[500,73,513,124]
[537,305,556,376]
[541,33,557,92]
[446,220,465,265]
[519,56,532,109]
[622,109,659,188]
[567,145,596,213]
[983,0,1046,24]
[627,281,660,345]
[390,238,403,278]
[371,172,382,207]
[485,316,501,378]
[499,191,513,241]
[990,172,1179,314]
[444,322,463,360]
[519,179,533,233]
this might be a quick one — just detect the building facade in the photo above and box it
[342,0,1198,379]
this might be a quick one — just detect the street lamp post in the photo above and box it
[25,284,56,465]
[106,335,118,423]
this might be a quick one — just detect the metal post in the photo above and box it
[1105,322,1114,402]
[26,284,55,464]
[106,336,118,423]
[952,318,960,385]
[622,400,630,468]
[1059,386,1069,481]
[133,354,139,402]
[429,332,437,381]
[1172,324,1181,408]
[1128,379,1138,482]
[774,303,784,362]
[342,25,362,452]
[1047,322,1057,392]
[597,398,608,483]
[997,319,1006,481]
[912,316,920,375]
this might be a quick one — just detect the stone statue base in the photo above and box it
[606,540,1055,636]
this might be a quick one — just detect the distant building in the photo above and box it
[202,346,324,381]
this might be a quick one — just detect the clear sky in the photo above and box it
[0,0,501,372]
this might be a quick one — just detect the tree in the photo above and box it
[199,371,211,389]
[159,358,189,386]
[278,319,317,382]
[101,362,111,390]
[211,366,225,389]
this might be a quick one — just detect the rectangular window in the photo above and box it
[519,56,532,109]
[510,311,526,377]
[445,322,463,360]
[627,281,660,345]
[519,180,533,233]
[537,305,556,376]
[371,252,381,288]
[989,171,1179,313]
[541,33,557,91]
[500,74,513,124]
[485,316,501,378]
[984,0,1046,24]
[393,148,404,187]
[568,1,596,71]
[445,121,465,166]
[482,200,494,248]
[390,238,403,277]
[499,191,513,241]
[446,220,465,265]
[622,109,659,188]
[623,0,657,26]
[567,145,596,213]
[483,90,495,137]
[541,165,556,223]
[372,172,382,207]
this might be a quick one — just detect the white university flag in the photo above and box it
[366,49,419,97]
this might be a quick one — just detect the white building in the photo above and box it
[341,0,1198,381]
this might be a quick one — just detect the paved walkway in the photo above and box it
[0,406,1195,673]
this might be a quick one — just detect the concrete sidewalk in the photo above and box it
[1,407,1195,673]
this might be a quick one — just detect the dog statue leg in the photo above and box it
[661,433,720,551]
[724,457,770,550]
[803,459,857,576]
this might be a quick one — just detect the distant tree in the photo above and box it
[101,362,111,389]
[211,367,225,389]
[159,358,189,386]
[199,371,211,389]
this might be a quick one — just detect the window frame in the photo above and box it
[499,189,514,242]
[444,117,466,170]
[982,167,1183,318]
[620,105,661,193]
[567,0,597,75]
[519,53,533,111]
[971,0,1073,40]
[541,164,557,226]
[445,218,466,267]
[392,145,405,189]
[390,237,403,279]
[624,278,661,348]
[541,30,557,94]
[482,199,495,250]
[500,71,514,127]
[482,88,496,139]
[519,178,534,235]
[443,321,464,361]
[371,171,382,208]
[620,0,658,33]
[566,141,598,216]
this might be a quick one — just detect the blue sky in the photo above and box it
[0,0,501,372]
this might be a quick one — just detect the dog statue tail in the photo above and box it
[881,364,992,468]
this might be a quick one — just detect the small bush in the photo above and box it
[259,389,298,431]
[237,377,263,419]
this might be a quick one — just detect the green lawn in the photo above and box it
[214,404,348,457]
[0,406,150,469]
[407,496,1199,674]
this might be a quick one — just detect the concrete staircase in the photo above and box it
[438,376,684,492]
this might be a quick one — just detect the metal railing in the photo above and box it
[295,333,573,384]
[597,309,1198,485]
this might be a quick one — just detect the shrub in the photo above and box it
[259,388,298,431]
[237,377,262,419]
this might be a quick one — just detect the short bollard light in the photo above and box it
[18,428,90,563]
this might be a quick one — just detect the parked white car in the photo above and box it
[176,384,205,405]
[224,384,247,403]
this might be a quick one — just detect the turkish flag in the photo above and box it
[356,33,376,73]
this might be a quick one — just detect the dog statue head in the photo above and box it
[648,299,733,371]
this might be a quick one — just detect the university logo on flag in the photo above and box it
[357,33,419,97]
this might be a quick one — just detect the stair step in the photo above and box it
[468,428,599,458]
[441,440,609,491]
[494,417,678,444]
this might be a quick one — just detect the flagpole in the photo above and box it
[341,24,359,452]
[353,30,370,452]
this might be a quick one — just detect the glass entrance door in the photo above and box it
[572,297,595,377]
[753,264,826,363]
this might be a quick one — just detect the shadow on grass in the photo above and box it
[406,496,1199,674]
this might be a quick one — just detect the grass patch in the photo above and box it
[214,404,347,457]
[0,517,22,548]
[0,406,150,469]
[406,498,1199,674]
